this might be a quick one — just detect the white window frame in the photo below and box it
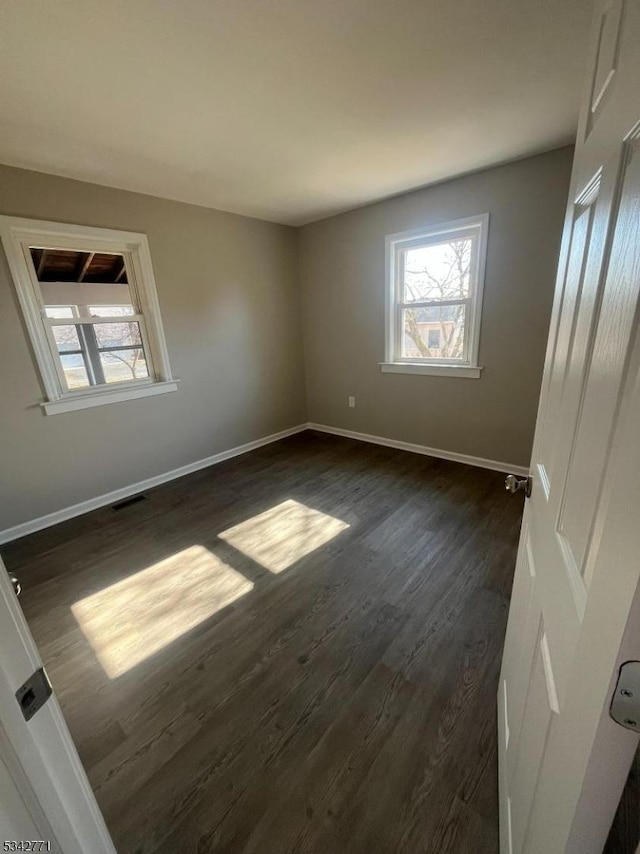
[0,217,178,414]
[381,213,489,378]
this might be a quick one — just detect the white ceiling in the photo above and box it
[0,0,592,225]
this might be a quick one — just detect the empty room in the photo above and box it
[1,1,639,853]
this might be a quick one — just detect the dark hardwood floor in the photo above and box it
[605,747,640,854]
[2,431,524,854]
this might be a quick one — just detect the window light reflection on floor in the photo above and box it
[71,545,253,679]
[218,498,350,573]
[71,500,349,679]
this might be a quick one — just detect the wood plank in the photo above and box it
[77,251,95,282]
[36,247,48,277]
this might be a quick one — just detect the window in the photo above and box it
[0,217,177,414]
[382,214,489,377]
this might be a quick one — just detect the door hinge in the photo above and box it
[610,661,640,732]
[15,667,52,722]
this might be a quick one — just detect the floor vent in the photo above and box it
[111,494,147,511]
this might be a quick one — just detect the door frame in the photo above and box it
[0,557,116,854]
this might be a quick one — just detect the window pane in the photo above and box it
[45,306,75,319]
[403,238,473,302]
[93,322,142,349]
[52,324,82,353]
[59,354,90,389]
[88,305,135,318]
[402,304,466,360]
[99,349,149,384]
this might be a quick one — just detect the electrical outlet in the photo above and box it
[348,396,356,408]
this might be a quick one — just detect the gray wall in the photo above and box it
[0,165,305,531]
[0,147,572,533]
[298,146,573,467]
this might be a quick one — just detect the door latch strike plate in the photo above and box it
[610,661,640,732]
[15,667,52,722]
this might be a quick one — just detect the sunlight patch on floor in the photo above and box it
[218,499,349,573]
[71,545,252,678]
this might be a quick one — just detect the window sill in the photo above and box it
[379,362,483,378]
[41,380,179,415]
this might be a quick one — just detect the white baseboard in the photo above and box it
[307,422,530,477]
[0,424,308,545]
[0,421,529,545]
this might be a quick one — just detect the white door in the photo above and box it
[498,1,640,852]
[0,739,49,845]
[0,556,116,854]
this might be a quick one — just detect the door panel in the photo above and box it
[0,749,43,843]
[505,537,541,780]
[559,137,640,584]
[499,1,640,851]
[538,198,594,488]
[510,622,558,854]
[589,0,623,122]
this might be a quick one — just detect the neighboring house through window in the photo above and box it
[0,217,177,414]
[382,214,489,377]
